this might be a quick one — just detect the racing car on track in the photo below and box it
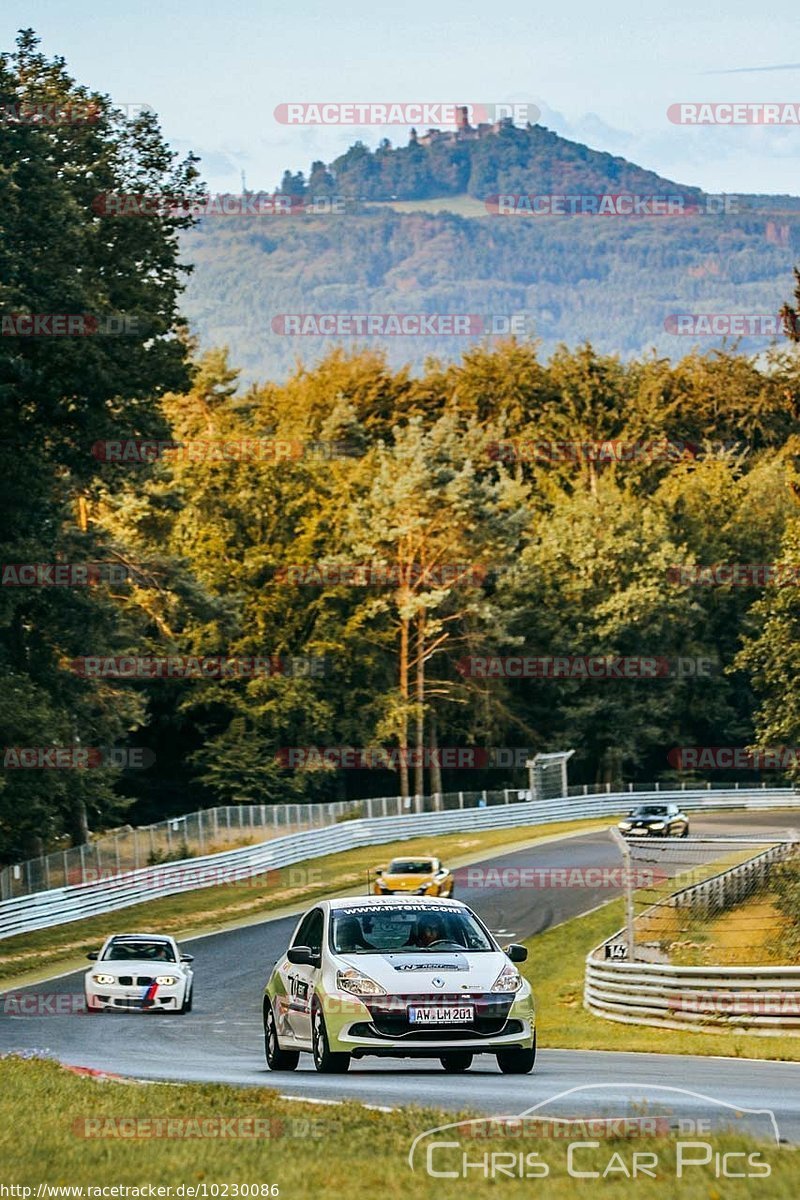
[263,896,535,1074]
[618,803,690,838]
[371,855,454,897]
[84,932,194,1013]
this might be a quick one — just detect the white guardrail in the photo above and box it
[586,839,800,1036]
[2,786,799,941]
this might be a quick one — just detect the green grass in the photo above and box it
[523,898,800,1060]
[0,818,617,986]
[0,1056,796,1196]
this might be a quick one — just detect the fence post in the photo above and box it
[198,810,204,853]
[43,854,50,890]
[458,791,464,809]
[79,844,86,885]
[611,828,635,961]
[503,789,510,805]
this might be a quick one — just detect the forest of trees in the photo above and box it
[6,33,800,864]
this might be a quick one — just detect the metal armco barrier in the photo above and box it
[586,838,800,1036]
[2,786,798,940]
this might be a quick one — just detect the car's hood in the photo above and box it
[377,874,434,890]
[334,950,507,992]
[626,816,668,824]
[88,959,185,975]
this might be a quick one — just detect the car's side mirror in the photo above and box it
[374,868,383,877]
[505,944,528,963]
[287,945,321,967]
[87,950,99,960]
[180,954,194,963]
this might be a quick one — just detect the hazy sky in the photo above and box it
[7,2,799,195]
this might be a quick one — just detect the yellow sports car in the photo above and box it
[371,856,454,897]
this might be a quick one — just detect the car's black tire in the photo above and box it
[181,986,193,1014]
[440,1051,473,1072]
[496,1034,536,1075]
[311,1000,350,1073]
[681,825,690,838]
[264,1002,300,1071]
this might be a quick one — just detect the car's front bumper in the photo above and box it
[322,989,535,1055]
[85,982,185,1012]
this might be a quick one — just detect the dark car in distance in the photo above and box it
[618,803,689,838]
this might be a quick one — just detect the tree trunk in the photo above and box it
[68,794,90,846]
[429,711,443,797]
[398,617,410,798]
[414,611,425,799]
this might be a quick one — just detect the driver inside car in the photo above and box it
[413,916,448,948]
[335,915,374,953]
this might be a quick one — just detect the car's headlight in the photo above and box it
[491,964,522,993]
[92,974,115,985]
[415,885,430,894]
[336,969,386,996]
[618,821,632,830]
[650,822,666,830]
[155,975,176,986]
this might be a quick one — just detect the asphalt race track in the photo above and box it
[2,811,800,1140]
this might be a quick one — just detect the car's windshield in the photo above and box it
[386,859,435,874]
[330,905,494,953]
[102,938,175,962]
[630,806,668,817]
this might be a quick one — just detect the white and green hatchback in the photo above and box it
[263,895,536,1074]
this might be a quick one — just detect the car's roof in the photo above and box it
[388,856,436,864]
[327,895,464,910]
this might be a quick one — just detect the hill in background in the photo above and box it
[180,121,800,382]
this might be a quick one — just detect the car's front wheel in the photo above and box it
[180,986,193,1014]
[440,1051,473,1072]
[311,1000,350,1073]
[264,1002,299,1071]
[496,1034,536,1074]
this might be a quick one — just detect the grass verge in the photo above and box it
[523,898,800,1060]
[0,1056,796,1196]
[0,818,617,987]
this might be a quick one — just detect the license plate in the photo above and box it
[408,1006,474,1023]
